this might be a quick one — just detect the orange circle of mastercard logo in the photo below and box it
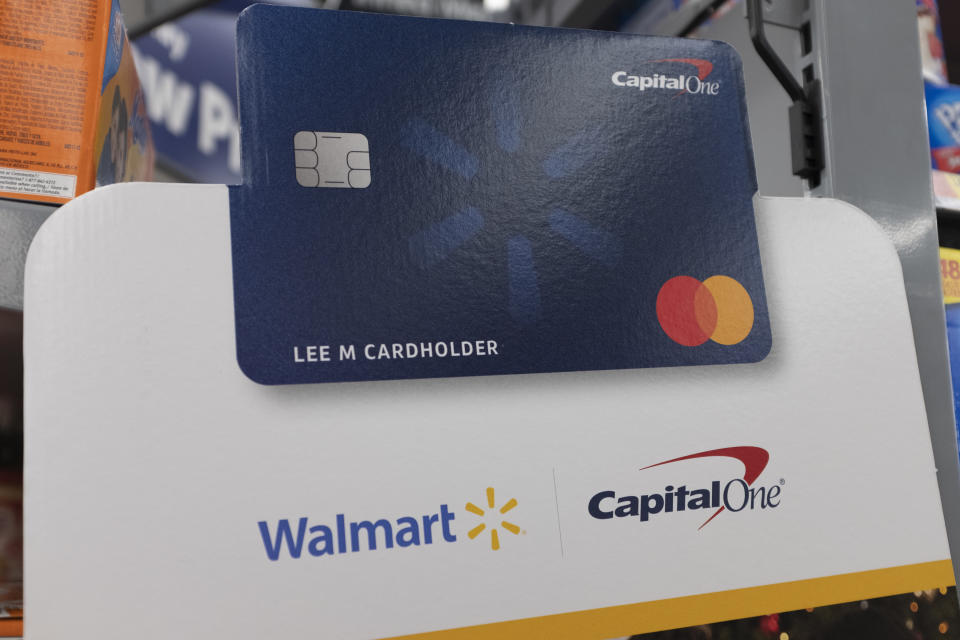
[656,276,755,347]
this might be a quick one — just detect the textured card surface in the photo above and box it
[230,6,771,384]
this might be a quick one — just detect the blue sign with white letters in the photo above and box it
[229,5,771,385]
[133,0,310,184]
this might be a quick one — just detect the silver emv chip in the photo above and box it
[294,131,371,189]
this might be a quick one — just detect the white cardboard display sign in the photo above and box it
[23,185,956,638]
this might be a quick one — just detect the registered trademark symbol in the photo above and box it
[522,530,527,535]
[779,478,786,486]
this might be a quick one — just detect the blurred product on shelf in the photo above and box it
[934,170,960,209]
[922,1,959,174]
[925,82,960,173]
[919,0,949,85]
[941,247,960,458]
[0,0,154,205]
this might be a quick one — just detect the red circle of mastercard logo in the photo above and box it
[656,276,755,346]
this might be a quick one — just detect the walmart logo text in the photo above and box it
[258,488,520,561]
[259,506,457,560]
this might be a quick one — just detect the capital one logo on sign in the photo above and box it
[588,447,783,528]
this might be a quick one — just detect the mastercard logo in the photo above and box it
[656,276,754,347]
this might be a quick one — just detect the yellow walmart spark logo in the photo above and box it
[465,487,521,551]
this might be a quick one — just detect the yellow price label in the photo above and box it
[940,247,960,304]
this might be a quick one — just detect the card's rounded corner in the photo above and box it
[236,352,281,386]
[749,331,774,364]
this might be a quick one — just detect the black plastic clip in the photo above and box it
[746,0,824,185]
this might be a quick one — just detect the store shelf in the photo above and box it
[0,200,55,313]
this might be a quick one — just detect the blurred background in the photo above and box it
[124,0,745,185]
[120,0,960,193]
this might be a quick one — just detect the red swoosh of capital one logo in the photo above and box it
[648,58,715,96]
[639,446,769,530]
[652,58,715,81]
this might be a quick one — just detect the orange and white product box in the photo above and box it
[0,0,153,205]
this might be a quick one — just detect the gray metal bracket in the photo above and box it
[747,0,824,185]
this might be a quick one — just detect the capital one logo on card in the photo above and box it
[611,58,720,95]
[588,447,783,528]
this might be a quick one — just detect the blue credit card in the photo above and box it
[229,5,771,385]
